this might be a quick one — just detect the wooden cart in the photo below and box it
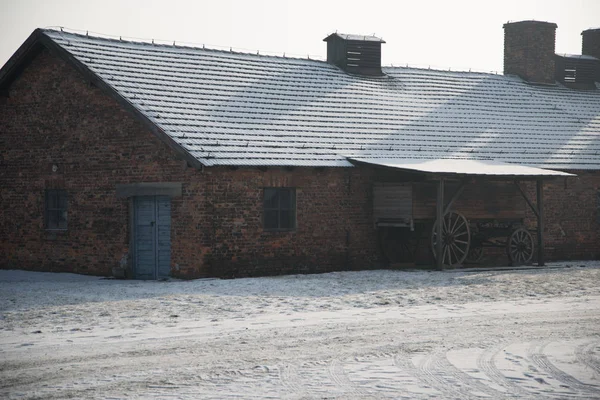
[465,218,535,265]
[374,183,535,267]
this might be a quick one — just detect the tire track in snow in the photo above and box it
[433,351,507,399]
[394,351,438,396]
[418,351,489,399]
[327,358,372,397]
[278,363,304,394]
[351,351,411,397]
[396,347,513,399]
[575,340,600,376]
[476,342,543,399]
[394,350,473,399]
[528,341,600,395]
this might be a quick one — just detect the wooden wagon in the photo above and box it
[373,181,536,267]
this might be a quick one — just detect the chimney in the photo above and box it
[581,28,600,83]
[503,20,557,84]
[323,33,385,76]
[582,28,600,59]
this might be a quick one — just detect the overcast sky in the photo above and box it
[1,0,599,73]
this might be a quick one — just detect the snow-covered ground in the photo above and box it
[1,262,600,399]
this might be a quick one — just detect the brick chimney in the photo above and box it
[581,28,600,83]
[503,20,557,84]
[582,28,600,59]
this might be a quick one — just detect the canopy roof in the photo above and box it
[350,158,575,177]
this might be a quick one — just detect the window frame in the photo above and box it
[263,187,296,231]
[45,189,68,231]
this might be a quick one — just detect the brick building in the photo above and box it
[1,21,599,279]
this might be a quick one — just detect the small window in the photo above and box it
[264,188,296,231]
[45,189,68,230]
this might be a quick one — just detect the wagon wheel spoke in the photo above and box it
[452,220,466,234]
[450,245,462,265]
[449,245,458,265]
[449,213,459,233]
[507,228,534,266]
[431,211,470,267]
[452,240,468,263]
[452,244,467,255]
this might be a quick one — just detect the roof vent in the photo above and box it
[555,54,600,88]
[323,33,385,76]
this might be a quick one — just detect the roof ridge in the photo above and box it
[41,27,327,64]
[383,65,505,77]
[43,28,505,77]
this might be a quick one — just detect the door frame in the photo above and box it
[131,195,171,280]
[117,182,182,280]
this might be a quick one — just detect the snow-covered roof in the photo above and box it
[324,33,385,43]
[350,158,575,177]
[35,29,600,170]
[556,53,599,61]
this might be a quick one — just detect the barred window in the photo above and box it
[45,189,68,230]
[264,188,296,231]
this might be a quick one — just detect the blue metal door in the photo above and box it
[133,196,171,280]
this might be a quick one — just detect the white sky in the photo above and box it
[0,0,599,73]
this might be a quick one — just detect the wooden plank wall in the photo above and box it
[412,180,527,220]
[373,183,412,222]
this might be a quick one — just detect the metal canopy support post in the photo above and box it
[436,178,444,270]
[536,179,545,266]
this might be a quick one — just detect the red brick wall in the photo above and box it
[188,167,379,278]
[528,173,600,260]
[0,48,597,278]
[1,48,189,276]
[0,48,380,278]
[504,21,557,84]
[582,28,600,60]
